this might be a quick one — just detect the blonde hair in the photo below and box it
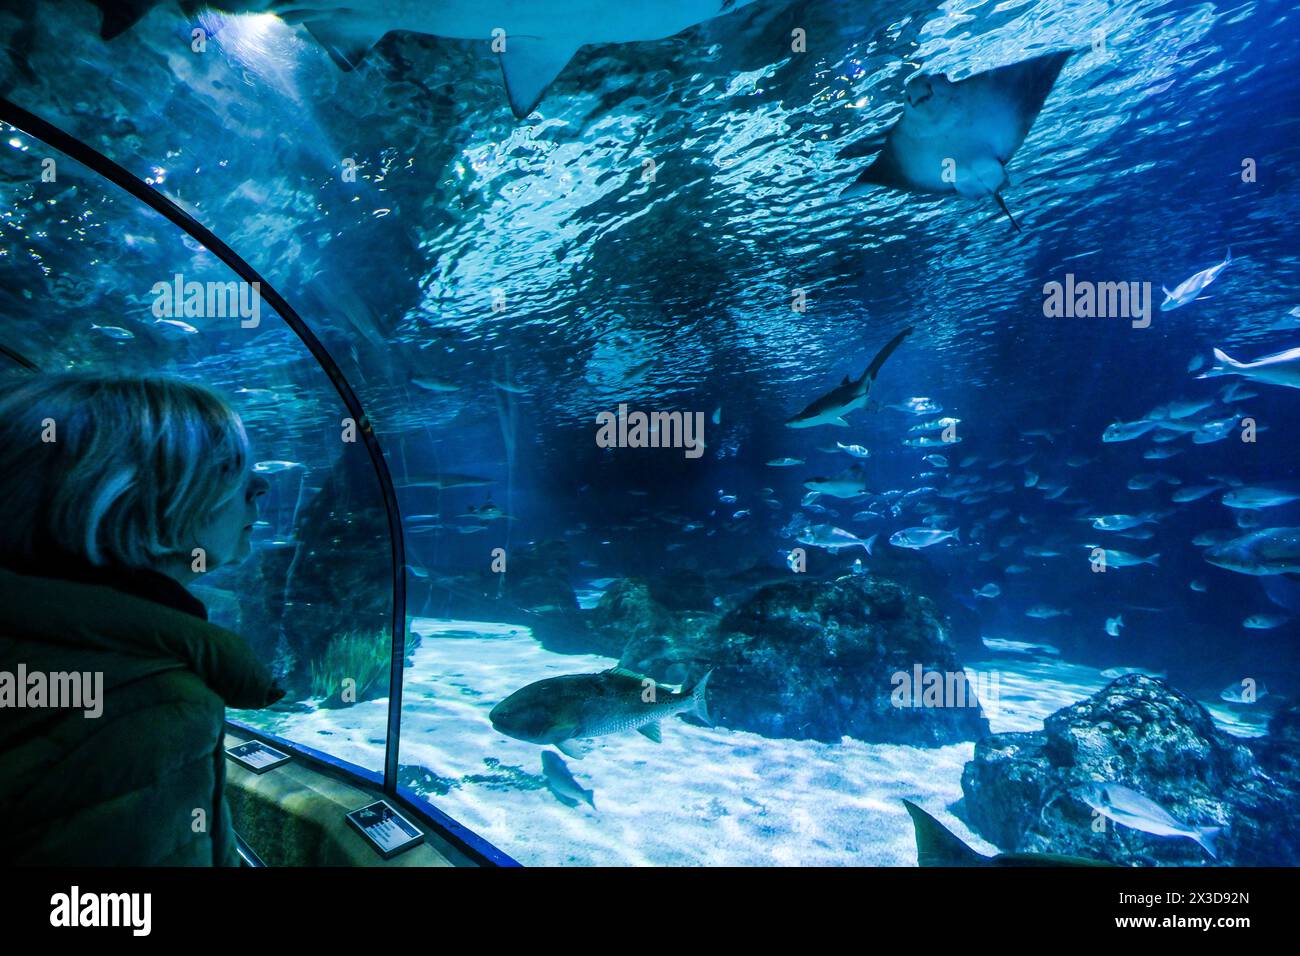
[0,372,250,568]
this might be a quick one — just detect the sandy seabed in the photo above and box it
[245,618,1269,866]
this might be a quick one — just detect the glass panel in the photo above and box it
[0,128,393,772]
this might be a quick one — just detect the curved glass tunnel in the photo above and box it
[1,0,1299,870]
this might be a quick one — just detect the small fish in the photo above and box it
[153,317,200,335]
[412,376,460,392]
[1142,446,1182,460]
[92,323,135,340]
[1091,514,1154,532]
[1087,548,1161,568]
[1100,666,1165,679]
[1221,484,1300,510]
[889,527,959,549]
[718,491,738,504]
[1025,604,1070,619]
[1005,564,1030,574]
[1189,579,1208,592]
[491,379,528,394]
[1104,614,1124,638]
[837,442,871,458]
[1243,613,1290,630]
[1171,485,1222,503]
[712,406,722,425]
[804,469,870,499]
[923,454,949,468]
[1219,681,1268,704]
[972,583,1001,599]
[909,416,961,434]
[890,397,943,415]
[1078,783,1220,858]
[767,457,804,467]
[797,524,877,554]
[253,460,305,474]
[1102,420,1159,443]
[1160,249,1232,312]
[541,751,596,810]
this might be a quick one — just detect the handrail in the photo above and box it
[0,97,411,803]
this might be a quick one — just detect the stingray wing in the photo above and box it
[842,126,950,196]
[952,50,1072,161]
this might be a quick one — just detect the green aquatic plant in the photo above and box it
[309,630,419,707]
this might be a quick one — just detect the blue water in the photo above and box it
[1,0,1298,865]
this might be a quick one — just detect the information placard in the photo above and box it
[225,740,291,774]
[345,800,424,859]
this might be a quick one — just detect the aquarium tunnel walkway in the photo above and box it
[0,95,516,867]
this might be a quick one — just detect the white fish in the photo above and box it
[1160,249,1231,311]
[153,317,200,334]
[1104,614,1124,638]
[837,442,871,458]
[1079,783,1220,858]
[1102,419,1159,443]
[1099,666,1165,679]
[412,376,460,393]
[889,527,959,549]
[91,323,134,340]
[541,751,596,810]
[1243,613,1290,630]
[253,460,305,473]
[1025,604,1070,619]
[1221,484,1300,510]
[972,583,1001,599]
[1220,681,1267,704]
[797,525,877,554]
[804,468,870,499]
[767,457,804,467]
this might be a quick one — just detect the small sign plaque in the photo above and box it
[345,800,424,859]
[225,740,291,774]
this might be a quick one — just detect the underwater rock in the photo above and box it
[495,539,580,615]
[961,675,1300,865]
[585,577,690,659]
[1248,700,1300,792]
[621,574,989,746]
[865,546,985,657]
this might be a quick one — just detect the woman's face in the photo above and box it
[195,471,270,569]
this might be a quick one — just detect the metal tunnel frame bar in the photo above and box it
[0,97,515,867]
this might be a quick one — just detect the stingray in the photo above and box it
[842,50,1073,231]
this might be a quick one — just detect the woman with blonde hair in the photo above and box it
[0,372,282,865]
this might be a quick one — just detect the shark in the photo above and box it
[903,800,1113,867]
[1161,249,1232,311]
[91,0,760,119]
[841,51,1073,231]
[1199,344,1300,389]
[785,326,914,428]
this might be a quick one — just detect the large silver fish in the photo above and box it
[490,667,712,759]
[1078,783,1221,858]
